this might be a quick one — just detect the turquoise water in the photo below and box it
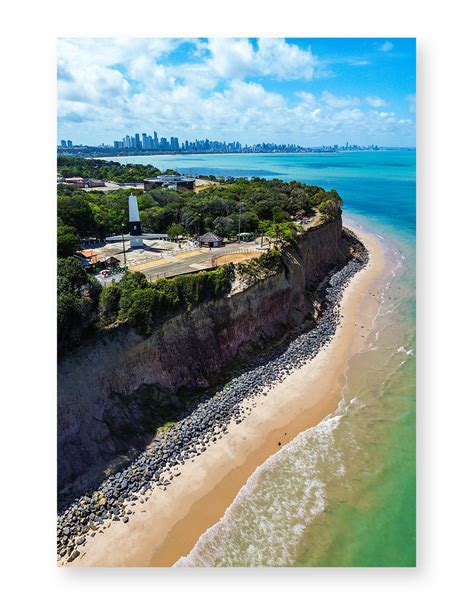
[107,151,416,567]
[102,150,415,235]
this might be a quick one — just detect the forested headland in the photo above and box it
[57,157,343,354]
[57,157,342,254]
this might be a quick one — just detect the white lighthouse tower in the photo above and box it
[128,195,144,248]
[105,194,168,246]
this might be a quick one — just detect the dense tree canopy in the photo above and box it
[57,159,344,355]
[57,156,165,183]
[57,222,79,258]
[57,258,101,354]
[57,169,342,242]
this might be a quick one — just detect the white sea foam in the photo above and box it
[175,226,413,568]
[175,414,344,567]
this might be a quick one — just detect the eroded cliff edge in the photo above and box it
[58,217,350,493]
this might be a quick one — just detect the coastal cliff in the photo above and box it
[58,217,348,492]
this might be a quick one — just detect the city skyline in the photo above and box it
[58,132,411,153]
[58,38,416,148]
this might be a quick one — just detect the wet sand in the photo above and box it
[69,224,386,568]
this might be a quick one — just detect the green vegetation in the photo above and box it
[166,223,185,239]
[114,266,233,334]
[57,173,342,241]
[236,249,283,285]
[259,220,300,245]
[98,284,122,324]
[57,221,80,258]
[58,266,234,353]
[57,258,101,354]
[58,187,135,238]
[58,156,166,183]
[319,197,343,221]
[57,158,344,354]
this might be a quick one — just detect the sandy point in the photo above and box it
[65,223,387,568]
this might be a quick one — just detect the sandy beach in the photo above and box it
[66,223,386,568]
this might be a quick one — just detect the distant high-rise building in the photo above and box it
[67,140,73,148]
[105,132,366,155]
[60,139,66,147]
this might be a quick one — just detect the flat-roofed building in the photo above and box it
[64,176,85,187]
[144,175,195,191]
[85,178,106,188]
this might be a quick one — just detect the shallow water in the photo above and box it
[108,151,416,567]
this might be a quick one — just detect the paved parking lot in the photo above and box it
[96,240,267,285]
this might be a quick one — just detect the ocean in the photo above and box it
[104,151,416,567]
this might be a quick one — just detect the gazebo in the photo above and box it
[199,232,223,248]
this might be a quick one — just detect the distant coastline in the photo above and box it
[58,148,416,160]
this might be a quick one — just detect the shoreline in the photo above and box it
[69,149,415,161]
[65,223,387,567]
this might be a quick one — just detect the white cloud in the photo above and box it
[206,38,320,81]
[375,111,396,124]
[296,91,318,105]
[57,38,415,146]
[365,96,387,108]
[254,38,317,79]
[321,91,360,108]
[379,41,394,52]
[206,38,255,80]
[58,38,178,68]
[58,63,130,105]
[334,108,364,122]
[222,80,284,108]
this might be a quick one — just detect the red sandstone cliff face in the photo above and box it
[57,217,347,491]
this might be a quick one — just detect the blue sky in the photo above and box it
[58,38,416,147]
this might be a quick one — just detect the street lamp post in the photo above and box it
[238,201,244,243]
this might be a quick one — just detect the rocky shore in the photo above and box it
[57,229,369,564]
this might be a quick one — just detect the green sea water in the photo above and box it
[106,151,416,567]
